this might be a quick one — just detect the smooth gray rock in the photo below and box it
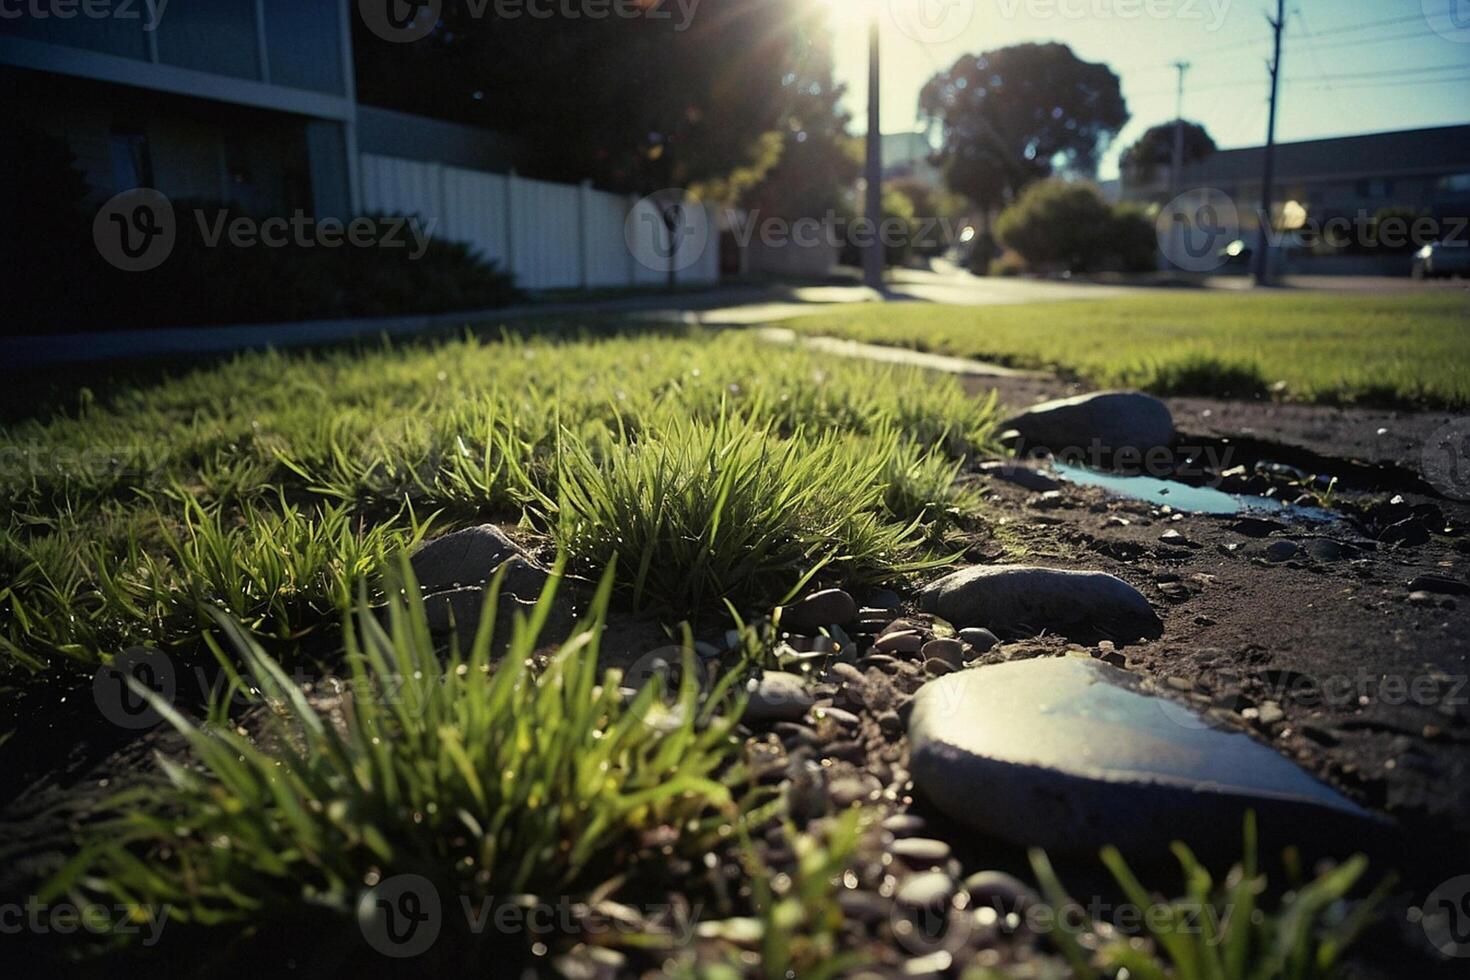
[783,588,858,633]
[907,657,1387,858]
[979,460,1061,493]
[920,565,1160,640]
[1001,391,1174,455]
[921,638,965,668]
[958,628,1000,653]
[745,672,813,723]
[410,524,527,591]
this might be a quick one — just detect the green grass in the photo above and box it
[1029,813,1392,980]
[1,327,998,672]
[45,563,768,966]
[786,291,1470,407]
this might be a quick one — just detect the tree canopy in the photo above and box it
[1119,120,1217,186]
[919,43,1129,214]
[353,0,851,212]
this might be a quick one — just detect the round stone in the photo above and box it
[906,657,1387,858]
[920,638,965,667]
[890,837,952,867]
[875,630,925,655]
[783,589,858,633]
[744,672,813,723]
[958,628,1000,653]
[896,871,956,910]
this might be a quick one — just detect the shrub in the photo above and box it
[995,181,1161,274]
[995,179,1115,273]
[9,200,521,334]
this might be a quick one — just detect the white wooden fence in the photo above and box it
[359,154,720,291]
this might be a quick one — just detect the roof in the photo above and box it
[1179,124,1470,185]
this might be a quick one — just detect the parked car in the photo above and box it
[1412,240,1470,279]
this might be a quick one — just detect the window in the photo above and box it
[1438,173,1470,195]
[154,0,261,80]
[264,0,346,94]
[1355,178,1395,198]
[108,128,153,191]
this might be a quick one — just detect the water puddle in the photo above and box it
[1051,462,1338,522]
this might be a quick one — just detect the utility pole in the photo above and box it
[1254,0,1285,286]
[1170,61,1190,195]
[863,13,884,292]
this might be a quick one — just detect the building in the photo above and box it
[1123,124,1470,228]
[0,2,718,293]
[881,131,943,189]
[1,1,360,216]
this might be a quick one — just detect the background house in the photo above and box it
[0,1,720,296]
[1122,124,1470,273]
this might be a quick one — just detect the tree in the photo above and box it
[353,0,851,208]
[919,43,1128,216]
[1119,121,1217,186]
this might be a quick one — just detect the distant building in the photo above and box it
[881,131,942,189]
[1123,124,1470,226]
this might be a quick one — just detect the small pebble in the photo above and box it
[920,637,965,667]
[881,813,928,837]
[890,837,952,866]
[964,871,1037,914]
[958,627,999,653]
[875,630,924,655]
[896,870,956,909]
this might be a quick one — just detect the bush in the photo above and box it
[1109,205,1160,273]
[9,199,521,335]
[994,180,1160,275]
[988,249,1028,277]
[996,179,1115,273]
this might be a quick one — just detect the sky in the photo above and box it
[820,0,1470,179]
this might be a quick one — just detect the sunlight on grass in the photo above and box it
[788,292,1470,407]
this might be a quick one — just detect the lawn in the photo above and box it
[0,325,997,671]
[0,324,1388,974]
[786,290,1470,407]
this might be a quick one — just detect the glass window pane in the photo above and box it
[155,0,260,80]
[263,0,345,94]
